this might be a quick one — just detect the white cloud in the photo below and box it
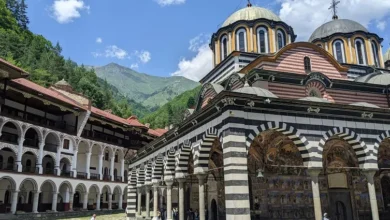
[136,51,152,64]
[171,43,213,81]
[377,20,387,31]
[189,33,210,52]
[155,0,185,6]
[51,0,90,24]
[96,37,103,44]
[278,0,390,41]
[130,63,139,69]
[92,45,128,59]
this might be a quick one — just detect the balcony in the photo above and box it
[103,174,110,181]
[1,105,76,134]
[77,172,87,179]
[0,162,17,171]
[60,171,72,177]
[90,173,100,180]
[43,143,57,153]
[0,132,18,145]
[44,168,55,175]
[115,176,122,182]
[24,138,39,148]
[22,166,36,173]
[82,130,141,148]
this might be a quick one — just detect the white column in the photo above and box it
[72,150,78,178]
[178,179,185,220]
[52,192,58,212]
[379,43,384,68]
[153,183,159,217]
[364,170,380,220]
[55,148,61,176]
[145,185,151,219]
[198,175,206,220]
[118,193,123,210]
[110,155,115,181]
[85,152,91,179]
[249,27,253,52]
[96,193,101,210]
[120,159,125,182]
[166,180,173,220]
[288,34,292,44]
[272,29,277,52]
[348,38,353,63]
[228,32,232,53]
[137,188,142,216]
[98,154,103,180]
[37,142,44,174]
[69,192,74,211]
[16,138,24,172]
[108,193,112,210]
[83,192,88,210]
[32,191,40,213]
[10,190,19,214]
[309,169,322,220]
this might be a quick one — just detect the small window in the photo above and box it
[371,41,380,67]
[304,57,311,73]
[257,27,269,53]
[63,139,70,150]
[236,28,247,52]
[355,39,366,65]
[277,30,286,50]
[220,35,228,60]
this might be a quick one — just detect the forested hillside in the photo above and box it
[0,0,137,118]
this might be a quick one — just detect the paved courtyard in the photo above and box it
[58,213,126,220]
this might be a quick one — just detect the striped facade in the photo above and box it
[126,170,137,220]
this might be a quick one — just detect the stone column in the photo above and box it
[10,190,19,214]
[118,193,123,210]
[85,152,91,179]
[364,170,380,220]
[52,192,58,212]
[96,194,101,210]
[137,188,142,216]
[120,159,125,182]
[108,193,112,210]
[166,180,174,220]
[83,192,88,210]
[32,191,40,213]
[198,175,206,220]
[16,138,24,172]
[69,192,74,211]
[98,154,103,180]
[153,183,159,217]
[37,142,44,174]
[178,179,185,220]
[55,147,61,176]
[309,169,322,220]
[110,155,115,181]
[145,185,151,219]
[72,150,78,178]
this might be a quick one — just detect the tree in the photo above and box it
[17,0,28,30]
[186,96,195,108]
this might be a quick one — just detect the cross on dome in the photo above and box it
[247,0,252,7]
[329,0,340,20]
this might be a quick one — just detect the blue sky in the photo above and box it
[27,0,390,81]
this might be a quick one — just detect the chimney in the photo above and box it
[145,123,150,128]
[169,124,174,130]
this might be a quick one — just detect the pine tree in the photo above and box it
[18,0,29,30]
[5,0,17,18]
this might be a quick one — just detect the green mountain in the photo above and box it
[141,86,201,129]
[92,63,199,110]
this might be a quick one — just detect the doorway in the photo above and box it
[328,191,354,220]
[210,199,218,220]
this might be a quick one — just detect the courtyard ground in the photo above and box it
[58,213,127,220]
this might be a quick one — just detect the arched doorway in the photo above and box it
[39,181,56,212]
[18,178,38,212]
[88,185,100,210]
[0,177,16,213]
[210,199,218,220]
[0,121,20,145]
[22,152,36,173]
[42,155,55,175]
[58,182,72,211]
[73,192,81,209]
[74,183,87,211]
[59,158,71,177]
[0,147,16,171]
[23,127,40,149]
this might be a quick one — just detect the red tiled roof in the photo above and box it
[148,128,168,137]
[0,58,28,75]
[11,78,85,109]
[91,107,145,128]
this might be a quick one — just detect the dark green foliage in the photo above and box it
[141,86,201,129]
[0,0,136,118]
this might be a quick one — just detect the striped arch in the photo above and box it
[23,125,43,143]
[0,119,23,139]
[136,167,145,187]
[246,121,311,162]
[144,160,153,185]
[175,140,192,179]
[374,130,390,154]
[152,155,164,183]
[194,127,218,174]
[164,147,176,181]
[127,169,137,219]
[319,127,368,165]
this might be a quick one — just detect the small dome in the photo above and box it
[349,102,379,108]
[366,74,390,85]
[222,6,281,28]
[309,19,368,42]
[233,82,278,98]
[298,97,331,103]
[384,48,390,62]
[54,79,73,91]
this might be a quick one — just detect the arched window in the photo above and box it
[257,27,269,53]
[105,151,109,161]
[276,30,286,50]
[114,169,118,179]
[236,28,247,52]
[355,38,367,65]
[371,41,380,67]
[333,40,346,63]
[220,35,228,60]
[304,57,311,73]
[7,157,14,170]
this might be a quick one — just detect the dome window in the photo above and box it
[236,28,247,52]
[277,30,286,51]
[304,57,311,73]
[355,38,367,65]
[220,35,228,60]
[257,27,269,53]
[333,40,346,63]
[371,41,380,67]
